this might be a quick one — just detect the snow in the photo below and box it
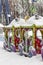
[6,15,43,28]
[0,23,4,28]
[17,18,29,26]
[0,41,43,65]
[26,15,43,26]
[7,19,20,28]
[6,18,29,28]
[10,18,30,27]
[4,15,43,28]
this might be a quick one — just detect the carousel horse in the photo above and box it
[28,46,36,57]
[18,40,24,56]
[14,35,20,50]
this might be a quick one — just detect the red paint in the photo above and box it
[14,35,20,49]
[35,38,41,54]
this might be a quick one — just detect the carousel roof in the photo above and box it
[0,23,4,28]
[16,18,29,26]
[7,18,31,28]
[26,15,43,26]
[7,19,20,28]
[6,15,43,28]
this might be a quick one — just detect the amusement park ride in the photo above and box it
[0,0,43,60]
[2,14,43,60]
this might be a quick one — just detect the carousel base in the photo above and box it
[23,51,28,57]
[6,48,12,52]
[16,49,19,52]
[3,43,11,52]
[3,46,12,52]
[10,45,16,52]
[3,43,16,52]
[23,51,36,57]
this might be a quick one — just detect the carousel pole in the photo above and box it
[20,28,24,41]
[12,26,15,44]
[8,29,12,48]
[7,29,10,49]
[32,24,36,48]
[25,35,28,53]
[24,30,28,53]
[22,29,24,40]
[5,29,8,48]
[20,27,22,41]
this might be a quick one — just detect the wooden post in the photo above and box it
[32,24,36,48]
[12,26,15,44]
[20,28,25,41]
[20,27,23,41]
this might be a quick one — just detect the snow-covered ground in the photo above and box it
[0,41,43,65]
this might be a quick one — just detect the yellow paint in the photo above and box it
[24,16,30,21]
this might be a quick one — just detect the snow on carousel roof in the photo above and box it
[6,18,33,28]
[26,15,43,26]
[0,23,4,28]
[7,19,20,28]
[6,16,43,28]
[16,18,27,26]
[16,18,32,26]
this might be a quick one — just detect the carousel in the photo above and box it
[4,15,43,55]
[26,15,43,54]
[3,19,20,52]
